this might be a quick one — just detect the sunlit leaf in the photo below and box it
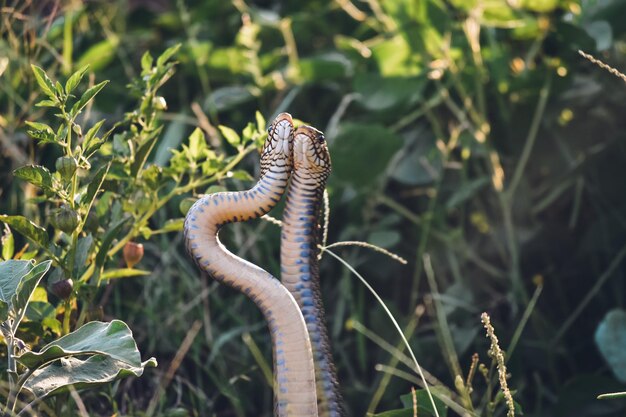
[0,215,49,247]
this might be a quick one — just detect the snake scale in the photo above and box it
[184,113,318,416]
[281,126,343,417]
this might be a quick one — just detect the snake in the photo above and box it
[184,113,318,416]
[281,126,344,417]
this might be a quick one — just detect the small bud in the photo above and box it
[51,278,74,299]
[123,242,144,268]
[153,96,167,110]
[55,156,78,180]
[84,211,99,233]
[72,123,82,137]
[53,205,80,234]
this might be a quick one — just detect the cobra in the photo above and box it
[281,126,343,416]
[184,113,318,416]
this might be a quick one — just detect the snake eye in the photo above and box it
[317,134,325,143]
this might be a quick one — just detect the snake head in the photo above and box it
[294,125,331,178]
[261,112,294,175]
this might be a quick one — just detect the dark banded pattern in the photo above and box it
[281,126,343,417]
[184,113,318,416]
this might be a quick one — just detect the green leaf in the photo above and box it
[331,124,403,188]
[83,120,106,155]
[156,43,182,67]
[218,125,241,147]
[18,320,157,399]
[93,217,131,282]
[0,259,52,325]
[141,51,153,72]
[445,177,490,209]
[70,80,109,117]
[298,53,353,81]
[1,225,14,260]
[595,309,626,382]
[130,127,162,177]
[0,215,49,247]
[255,111,266,132]
[11,260,52,330]
[73,235,93,277]
[76,38,119,72]
[161,218,184,232]
[22,354,156,399]
[24,121,54,134]
[188,128,207,161]
[100,268,150,280]
[354,74,425,111]
[31,65,57,99]
[35,99,58,108]
[13,165,53,192]
[65,65,89,94]
[82,162,111,208]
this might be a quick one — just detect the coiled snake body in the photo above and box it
[281,126,343,417]
[184,113,318,416]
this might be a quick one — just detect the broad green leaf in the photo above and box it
[218,125,241,147]
[100,269,150,280]
[595,309,626,382]
[13,165,53,192]
[22,354,156,399]
[76,38,119,72]
[298,53,353,81]
[354,74,425,111]
[331,124,403,188]
[0,259,52,325]
[26,301,56,322]
[18,320,146,369]
[0,215,49,247]
[31,65,57,99]
[156,43,181,67]
[1,224,14,260]
[70,80,109,117]
[65,65,89,94]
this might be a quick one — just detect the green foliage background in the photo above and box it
[2,0,626,416]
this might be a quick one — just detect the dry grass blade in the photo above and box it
[578,50,626,83]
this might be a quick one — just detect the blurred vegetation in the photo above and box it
[2,0,626,416]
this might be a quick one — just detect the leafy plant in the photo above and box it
[0,43,269,414]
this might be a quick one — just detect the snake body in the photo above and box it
[184,113,318,416]
[281,126,343,416]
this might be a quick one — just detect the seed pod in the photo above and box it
[55,156,78,180]
[123,242,144,268]
[51,278,74,299]
[54,206,80,234]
